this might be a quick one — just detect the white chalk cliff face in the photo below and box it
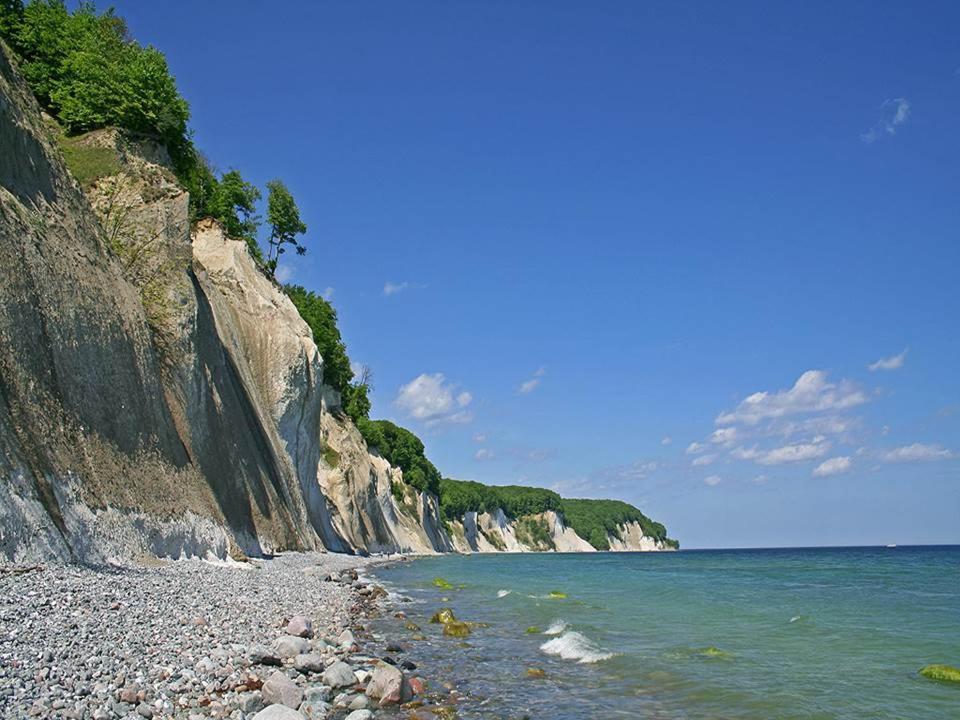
[445,510,670,553]
[0,44,449,562]
[0,43,672,562]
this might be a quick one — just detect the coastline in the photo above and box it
[0,552,443,720]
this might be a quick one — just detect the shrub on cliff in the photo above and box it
[209,170,262,261]
[356,419,442,497]
[560,498,668,550]
[0,1,265,248]
[285,285,353,396]
[266,179,307,273]
[438,478,562,521]
[2,1,188,155]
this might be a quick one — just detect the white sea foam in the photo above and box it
[789,615,801,623]
[540,630,614,664]
[544,620,568,635]
[497,589,512,598]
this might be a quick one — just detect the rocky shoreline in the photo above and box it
[0,553,455,720]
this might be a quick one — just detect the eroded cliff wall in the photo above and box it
[445,509,670,553]
[0,42,671,563]
[0,43,448,562]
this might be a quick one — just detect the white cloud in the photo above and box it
[710,427,738,446]
[861,98,911,144]
[274,264,294,284]
[472,432,487,444]
[881,443,956,463]
[507,447,556,463]
[704,475,722,486]
[813,456,853,477]
[753,474,768,484]
[474,448,495,461]
[692,454,717,467]
[771,415,860,440]
[757,437,831,465]
[394,373,473,426]
[731,445,762,461]
[686,441,706,455]
[383,281,410,296]
[716,370,867,426]
[518,378,540,394]
[518,367,546,395]
[591,460,658,483]
[661,436,673,446]
[868,348,908,372]
[322,286,335,300]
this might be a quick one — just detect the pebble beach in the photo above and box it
[0,553,447,720]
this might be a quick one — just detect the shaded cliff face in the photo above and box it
[0,41,221,563]
[0,43,670,562]
[192,221,451,555]
[0,43,449,562]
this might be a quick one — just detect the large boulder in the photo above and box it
[337,629,356,648]
[345,711,373,720]
[365,661,412,706]
[293,653,325,674]
[253,706,306,720]
[919,664,960,683]
[442,621,471,638]
[261,671,304,709]
[273,635,310,659]
[322,661,357,689]
[429,608,456,624]
[299,698,331,719]
[286,615,314,638]
[249,645,282,666]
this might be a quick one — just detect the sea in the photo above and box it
[368,546,960,719]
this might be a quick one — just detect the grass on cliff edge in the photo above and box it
[56,131,120,188]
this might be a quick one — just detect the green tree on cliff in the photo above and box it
[342,365,373,424]
[4,0,188,150]
[0,1,24,39]
[210,170,262,260]
[265,179,306,273]
[284,285,352,395]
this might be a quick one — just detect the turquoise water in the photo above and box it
[370,547,960,719]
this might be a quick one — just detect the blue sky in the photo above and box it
[107,1,958,548]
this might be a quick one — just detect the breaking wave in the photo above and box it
[544,619,568,635]
[540,630,614,664]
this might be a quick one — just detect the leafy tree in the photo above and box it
[437,478,562,521]
[285,285,353,396]
[0,1,24,40]
[588,527,609,551]
[560,498,671,550]
[437,480,677,550]
[6,1,189,148]
[342,365,372,425]
[210,169,262,260]
[356,419,442,497]
[265,179,306,272]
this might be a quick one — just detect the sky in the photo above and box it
[104,1,958,548]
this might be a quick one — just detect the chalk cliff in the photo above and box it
[0,43,448,562]
[445,510,672,553]
[0,42,672,562]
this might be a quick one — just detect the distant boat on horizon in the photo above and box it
[886,544,897,548]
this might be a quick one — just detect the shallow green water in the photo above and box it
[371,546,960,719]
